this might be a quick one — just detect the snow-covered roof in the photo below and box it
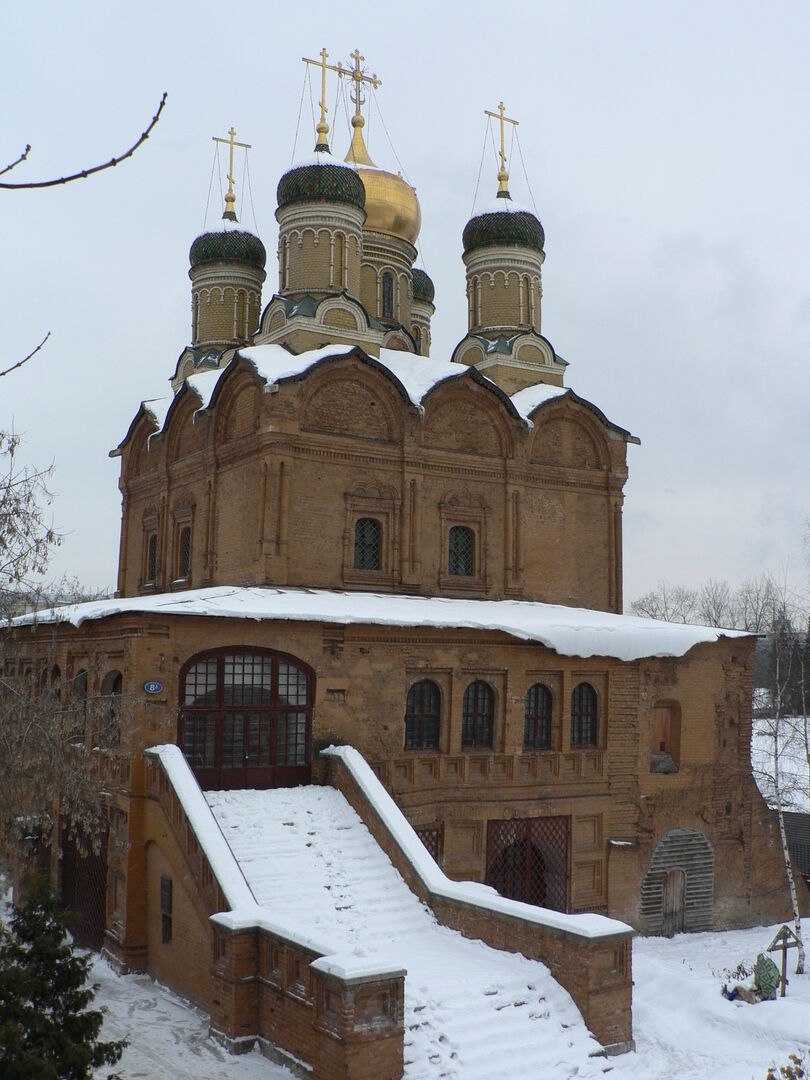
[279,151,357,176]
[472,195,537,218]
[12,585,751,661]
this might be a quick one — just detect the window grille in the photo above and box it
[524,683,553,750]
[146,533,157,583]
[415,826,443,864]
[354,517,382,570]
[571,682,598,747]
[461,680,494,749]
[160,875,172,943]
[179,526,192,578]
[405,680,441,750]
[486,816,569,911]
[382,272,394,318]
[448,526,474,576]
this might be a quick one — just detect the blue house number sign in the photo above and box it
[144,680,163,695]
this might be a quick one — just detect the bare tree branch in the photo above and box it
[0,144,31,178]
[0,332,50,380]
[0,93,167,190]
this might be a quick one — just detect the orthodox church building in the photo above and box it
[9,53,799,1076]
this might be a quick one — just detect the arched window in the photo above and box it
[334,233,344,288]
[405,680,441,750]
[100,670,123,749]
[146,533,158,584]
[412,325,422,353]
[69,668,88,744]
[354,517,382,571]
[571,682,598,748]
[462,681,494,749]
[448,526,475,576]
[179,525,192,579]
[178,648,313,790]
[524,683,553,750]
[382,271,394,318]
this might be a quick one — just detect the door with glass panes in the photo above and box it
[178,648,312,790]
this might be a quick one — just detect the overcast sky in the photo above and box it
[5,1,809,605]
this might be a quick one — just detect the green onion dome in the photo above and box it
[412,267,435,304]
[189,219,266,271]
[276,150,366,214]
[462,194,544,256]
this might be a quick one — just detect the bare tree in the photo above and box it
[696,578,735,628]
[630,581,697,623]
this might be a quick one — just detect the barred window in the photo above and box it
[382,271,394,318]
[160,875,172,943]
[405,679,441,750]
[461,681,494,749]
[179,526,192,579]
[354,517,382,571]
[146,533,157,584]
[448,526,474,576]
[571,682,598,748]
[524,683,553,750]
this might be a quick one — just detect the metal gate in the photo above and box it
[485,816,569,912]
[60,825,108,950]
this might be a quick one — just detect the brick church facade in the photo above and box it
[7,57,798,1072]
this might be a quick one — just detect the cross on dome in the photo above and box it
[484,101,519,197]
[212,126,251,221]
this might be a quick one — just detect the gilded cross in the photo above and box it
[338,49,381,121]
[484,101,519,194]
[212,126,251,220]
[302,48,344,149]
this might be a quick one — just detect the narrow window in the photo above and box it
[461,681,494,749]
[160,875,172,943]
[524,683,553,750]
[448,526,475,576]
[405,680,441,750]
[382,272,394,319]
[412,325,422,353]
[354,517,382,571]
[571,682,598,748]
[146,533,157,584]
[179,525,192,579]
[650,701,681,772]
[100,670,123,749]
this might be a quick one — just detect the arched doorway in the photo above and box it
[485,816,569,912]
[640,828,714,934]
[178,647,314,790]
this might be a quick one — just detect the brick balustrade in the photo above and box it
[324,747,634,1053]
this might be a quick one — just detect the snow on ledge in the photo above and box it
[143,745,256,911]
[13,585,752,662]
[310,954,408,983]
[323,745,633,940]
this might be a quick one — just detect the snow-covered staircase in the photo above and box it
[206,786,611,1080]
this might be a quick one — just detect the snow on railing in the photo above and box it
[322,744,633,940]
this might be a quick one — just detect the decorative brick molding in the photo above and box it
[210,917,405,1080]
[323,746,634,1053]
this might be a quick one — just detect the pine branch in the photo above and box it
[0,92,167,190]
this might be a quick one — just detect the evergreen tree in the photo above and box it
[0,886,126,1079]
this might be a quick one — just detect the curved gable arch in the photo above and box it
[299,359,403,443]
[166,393,208,464]
[530,400,610,470]
[422,376,519,458]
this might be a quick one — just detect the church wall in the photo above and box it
[116,357,629,609]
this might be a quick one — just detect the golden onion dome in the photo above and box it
[356,167,421,245]
[344,115,421,246]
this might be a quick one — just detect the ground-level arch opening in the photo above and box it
[178,647,314,790]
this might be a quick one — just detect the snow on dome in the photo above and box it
[13,584,752,663]
[279,150,358,177]
[472,194,537,218]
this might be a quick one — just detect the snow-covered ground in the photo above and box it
[85,917,810,1079]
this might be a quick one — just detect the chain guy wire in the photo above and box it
[291,66,308,164]
[371,92,411,184]
[203,143,218,229]
[245,152,259,234]
[471,118,490,216]
[515,127,539,216]
[306,64,316,143]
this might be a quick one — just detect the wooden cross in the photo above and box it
[302,48,344,149]
[767,924,800,996]
[212,127,251,220]
[484,101,519,194]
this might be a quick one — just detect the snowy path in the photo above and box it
[206,786,608,1080]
